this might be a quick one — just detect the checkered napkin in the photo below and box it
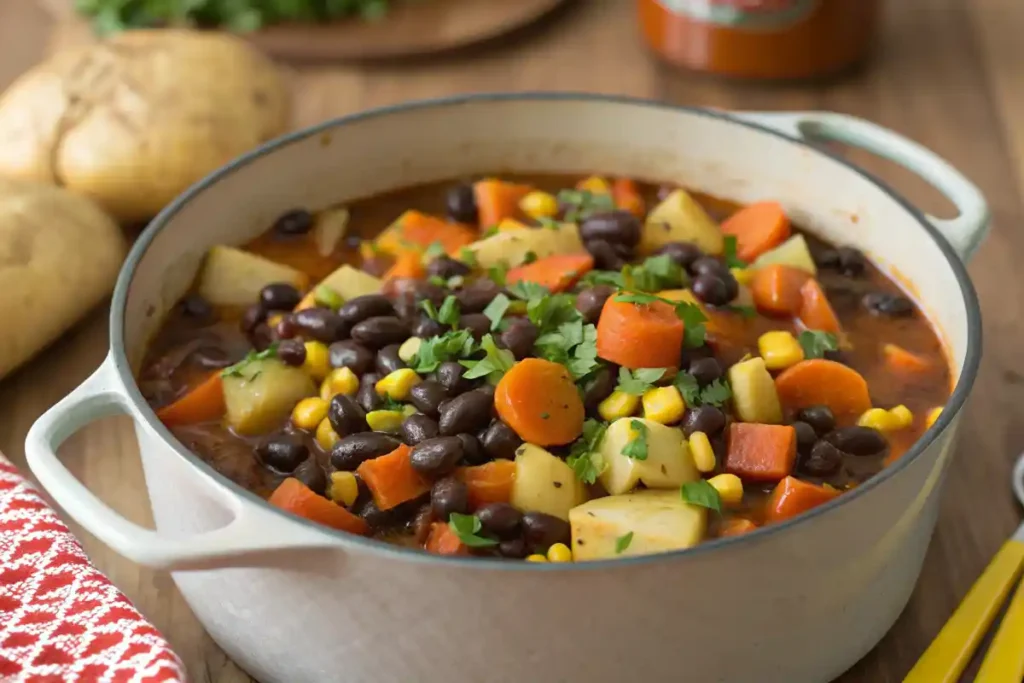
[0,453,186,682]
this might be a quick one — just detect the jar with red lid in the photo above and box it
[637,0,881,81]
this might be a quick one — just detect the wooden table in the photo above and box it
[2,1,1022,681]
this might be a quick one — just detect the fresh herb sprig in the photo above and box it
[566,419,609,484]
[448,513,498,548]
[221,343,278,379]
[799,330,840,359]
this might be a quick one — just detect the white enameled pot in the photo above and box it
[26,95,987,683]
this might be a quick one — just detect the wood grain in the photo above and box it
[2,1,1022,681]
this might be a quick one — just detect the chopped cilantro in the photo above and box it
[798,330,839,359]
[436,295,461,327]
[481,226,500,239]
[536,217,562,230]
[412,329,475,373]
[314,285,343,310]
[379,394,404,411]
[728,304,757,319]
[457,247,478,268]
[616,367,666,396]
[523,250,538,264]
[621,420,649,460]
[508,280,549,301]
[460,334,515,381]
[428,275,448,288]
[534,319,599,380]
[556,189,616,222]
[674,372,701,406]
[488,262,509,287]
[699,378,732,408]
[628,254,687,292]
[580,269,626,288]
[723,236,746,269]
[423,240,447,261]
[540,412,550,419]
[614,291,709,348]
[448,512,498,548]
[680,480,722,512]
[566,419,608,484]
[615,531,634,554]
[482,293,511,331]
[420,299,438,320]
[221,343,279,379]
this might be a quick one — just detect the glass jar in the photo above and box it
[637,0,881,81]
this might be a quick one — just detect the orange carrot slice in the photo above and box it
[721,201,791,262]
[473,179,532,229]
[798,278,842,335]
[612,178,645,217]
[774,359,872,419]
[495,358,585,446]
[506,253,594,293]
[765,476,841,523]
[384,251,426,281]
[156,372,225,427]
[268,478,369,535]
[375,210,475,256]
[724,423,798,482]
[356,444,430,511]
[720,518,759,537]
[883,343,931,376]
[751,264,811,317]
[456,460,517,509]
[424,522,469,555]
[596,295,684,369]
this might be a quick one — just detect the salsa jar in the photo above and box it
[637,0,881,81]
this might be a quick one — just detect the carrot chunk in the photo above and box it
[383,251,426,281]
[596,295,684,369]
[765,476,842,523]
[721,201,791,262]
[774,359,872,419]
[506,253,594,293]
[883,343,931,376]
[425,522,469,556]
[156,372,225,427]
[798,278,842,335]
[375,210,475,256]
[473,179,532,229]
[751,264,811,316]
[720,518,759,537]
[724,422,798,482]
[495,358,585,446]
[356,444,430,511]
[268,478,369,535]
[612,178,645,217]
[455,460,517,509]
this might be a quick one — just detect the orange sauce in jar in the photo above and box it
[637,0,881,81]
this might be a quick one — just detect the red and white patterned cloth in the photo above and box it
[0,453,186,683]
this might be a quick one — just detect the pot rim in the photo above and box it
[110,92,982,571]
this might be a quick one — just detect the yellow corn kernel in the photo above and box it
[641,386,685,425]
[708,473,744,506]
[498,218,530,232]
[329,471,360,507]
[598,391,641,422]
[526,554,548,563]
[577,176,611,194]
[688,431,716,473]
[320,366,359,400]
[925,406,943,428]
[889,404,914,430]
[398,337,423,363]
[366,409,404,433]
[292,397,329,431]
[402,404,418,417]
[315,417,341,450]
[547,543,573,563]
[267,313,284,329]
[730,267,755,287]
[376,368,422,401]
[857,408,895,432]
[519,191,559,220]
[302,341,330,381]
[758,330,805,371]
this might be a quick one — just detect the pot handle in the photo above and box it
[25,356,342,570]
[730,111,990,262]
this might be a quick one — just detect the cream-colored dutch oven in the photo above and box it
[25,95,988,683]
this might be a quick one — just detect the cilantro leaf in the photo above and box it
[379,394,404,411]
[508,281,549,301]
[221,343,278,379]
[723,236,746,269]
[457,247,478,268]
[448,512,498,548]
[481,226,500,239]
[699,378,732,407]
[615,531,634,554]
[523,250,538,264]
[488,262,509,287]
[628,254,687,293]
[680,480,722,512]
[482,293,511,331]
[428,275,448,288]
[412,329,475,373]
[314,285,343,310]
[567,324,600,379]
[621,419,649,460]
[536,217,562,230]
[798,330,839,359]
[616,367,666,396]
[556,188,616,222]
[674,372,701,406]
[423,240,447,261]
[727,304,757,319]
[677,302,709,348]
[566,419,608,484]
[580,269,626,289]
[420,299,439,320]
[460,334,515,381]
[436,295,461,327]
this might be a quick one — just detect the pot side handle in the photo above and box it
[729,111,990,263]
[25,356,342,570]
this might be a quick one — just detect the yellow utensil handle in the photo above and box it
[903,539,1024,683]
[974,558,1024,683]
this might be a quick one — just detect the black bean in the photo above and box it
[328,394,369,437]
[498,537,529,559]
[688,357,722,387]
[294,308,348,343]
[415,281,449,306]
[410,504,436,545]
[431,477,469,519]
[836,247,867,276]
[376,344,407,375]
[277,339,307,367]
[439,390,494,436]
[692,274,731,307]
[457,433,487,466]
[460,313,492,340]
[792,421,818,455]
[655,241,703,269]
[179,293,214,322]
[259,283,302,311]
[409,436,464,477]
[436,361,475,395]
[357,374,384,412]
[446,183,478,224]
[576,286,614,325]
[816,248,840,270]
[480,420,522,461]
[427,256,470,280]
[800,440,844,477]
[825,426,888,456]
[862,292,914,317]
[679,344,715,371]
[274,314,298,340]
[338,294,395,325]
[823,349,852,366]
[401,413,441,446]
[476,383,496,400]
[581,365,616,414]
[721,270,739,300]
[240,304,266,335]
[521,511,571,552]
[690,256,729,278]
[681,405,726,438]
[795,405,836,436]
[409,381,449,417]
[331,432,401,471]
[254,433,309,474]
[585,239,626,271]
[351,316,409,349]
[250,323,275,351]
[611,241,636,259]
[329,341,375,375]
[579,210,641,247]
[412,316,446,339]
[500,318,539,360]
[477,502,522,539]
[294,458,327,496]
[273,208,313,236]
[456,279,500,313]
[357,496,423,532]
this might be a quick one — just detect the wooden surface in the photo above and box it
[1,1,1022,681]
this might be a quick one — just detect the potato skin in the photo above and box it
[0,30,290,223]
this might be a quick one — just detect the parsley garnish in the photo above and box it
[536,217,561,230]
[314,285,343,310]
[615,531,634,554]
[448,513,498,548]
[488,262,509,287]
[566,419,608,484]
[457,247,478,268]
[423,240,446,261]
[674,372,701,406]
[508,280,549,301]
[616,367,666,396]
[422,295,461,327]
[535,319,600,380]
[614,292,709,348]
[428,275,448,288]
[481,226,500,239]
[680,480,722,512]
[482,293,511,331]
[412,329,475,373]
[723,236,746,269]
[580,269,626,289]
[460,334,515,381]
[674,373,732,407]
[556,189,615,222]
[628,254,687,293]
[379,394,404,411]
[523,250,538,264]
[621,420,649,460]
[798,330,839,359]
[221,343,279,379]
[727,304,757,319]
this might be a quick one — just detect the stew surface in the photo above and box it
[140,174,951,562]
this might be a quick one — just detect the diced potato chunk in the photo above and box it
[727,357,783,424]
[223,358,317,435]
[312,207,350,257]
[751,234,817,275]
[510,443,586,521]
[641,189,724,256]
[297,265,383,310]
[466,222,584,269]
[570,490,707,561]
[197,246,308,306]
[597,418,700,496]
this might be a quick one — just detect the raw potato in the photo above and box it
[313,208,350,257]
[641,189,724,256]
[597,418,700,496]
[467,222,584,269]
[315,265,383,301]
[223,358,316,435]
[510,443,586,521]
[197,246,308,307]
[728,357,783,424]
[570,490,707,561]
[0,30,289,223]
[752,234,817,275]
[0,177,125,378]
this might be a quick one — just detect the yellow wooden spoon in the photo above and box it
[903,453,1024,683]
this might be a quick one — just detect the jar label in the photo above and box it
[656,0,819,29]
